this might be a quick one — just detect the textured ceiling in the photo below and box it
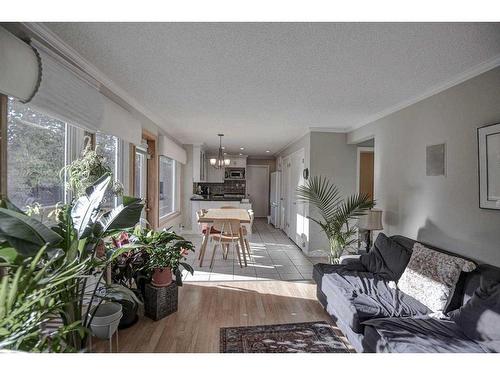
[45,23,500,156]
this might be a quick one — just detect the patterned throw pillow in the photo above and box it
[397,243,476,315]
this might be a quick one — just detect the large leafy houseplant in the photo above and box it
[0,174,144,351]
[130,226,195,287]
[296,176,374,264]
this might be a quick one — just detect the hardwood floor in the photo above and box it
[92,280,335,353]
[92,219,337,353]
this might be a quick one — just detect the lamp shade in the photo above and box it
[358,209,383,230]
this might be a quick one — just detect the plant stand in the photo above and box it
[144,282,178,321]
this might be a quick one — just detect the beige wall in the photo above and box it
[348,66,500,266]
[309,132,357,253]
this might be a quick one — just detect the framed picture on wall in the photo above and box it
[478,122,500,210]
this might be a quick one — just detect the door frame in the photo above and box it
[141,129,158,229]
[356,146,374,195]
[246,164,270,218]
[281,148,305,241]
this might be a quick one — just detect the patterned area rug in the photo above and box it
[220,321,351,353]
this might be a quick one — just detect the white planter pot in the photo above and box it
[89,302,123,340]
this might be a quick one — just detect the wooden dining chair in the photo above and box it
[209,219,244,269]
[240,209,254,261]
[196,209,220,267]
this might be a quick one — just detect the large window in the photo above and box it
[159,156,176,218]
[95,132,121,208]
[7,98,67,209]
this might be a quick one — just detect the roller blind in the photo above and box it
[0,27,39,102]
[29,46,104,133]
[100,97,142,145]
[158,135,187,164]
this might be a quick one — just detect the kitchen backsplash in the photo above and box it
[193,180,246,195]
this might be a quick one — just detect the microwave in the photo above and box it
[225,168,245,180]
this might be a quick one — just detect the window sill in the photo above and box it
[158,211,181,227]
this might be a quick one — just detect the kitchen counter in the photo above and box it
[190,196,245,201]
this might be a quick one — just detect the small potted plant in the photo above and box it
[140,229,195,287]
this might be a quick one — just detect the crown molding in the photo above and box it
[19,22,173,138]
[309,126,349,133]
[347,53,500,132]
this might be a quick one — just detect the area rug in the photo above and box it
[220,321,351,353]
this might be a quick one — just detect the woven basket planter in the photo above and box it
[144,282,178,321]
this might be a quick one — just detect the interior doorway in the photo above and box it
[282,148,306,248]
[133,142,148,221]
[246,164,269,218]
[357,143,375,200]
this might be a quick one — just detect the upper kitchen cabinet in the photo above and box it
[206,156,225,183]
[227,156,247,168]
[192,145,207,182]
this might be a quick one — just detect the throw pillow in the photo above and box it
[360,233,412,281]
[397,242,476,315]
[449,276,500,341]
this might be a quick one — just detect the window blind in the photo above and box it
[29,46,105,133]
[158,135,187,164]
[0,27,39,102]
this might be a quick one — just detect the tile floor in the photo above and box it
[182,218,328,282]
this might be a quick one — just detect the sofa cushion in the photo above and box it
[449,277,500,341]
[363,317,489,353]
[398,242,476,315]
[360,233,411,281]
[321,268,431,334]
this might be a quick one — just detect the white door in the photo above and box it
[284,149,306,247]
[246,165,269,218]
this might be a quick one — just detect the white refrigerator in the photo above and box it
[270,171,281,227]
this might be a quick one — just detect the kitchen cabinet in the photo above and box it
[192,145,207,182]
[227,156,247,168]
[206,156,225,183]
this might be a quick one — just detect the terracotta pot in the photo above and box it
[151,267,173,287]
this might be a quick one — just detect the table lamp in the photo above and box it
[358,209,383,251]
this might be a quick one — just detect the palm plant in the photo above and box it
[296,176,374,263]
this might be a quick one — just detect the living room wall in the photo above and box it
[309,132,357,254]
[348,66,500,266]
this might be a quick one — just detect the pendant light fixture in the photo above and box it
[210,133,231,168]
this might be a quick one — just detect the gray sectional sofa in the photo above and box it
[313,234,500,353]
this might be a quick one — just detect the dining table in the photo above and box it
[197,208,251,267]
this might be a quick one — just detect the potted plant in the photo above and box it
[63,136,124,199]
[296,176,374,264]
[108,232,148,327]
[88,302,123,340]
[130,226,195,287]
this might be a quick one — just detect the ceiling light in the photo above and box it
[209,134,230,169]
[239,153,243,156]
[266,150,270,153]
[240,147,245,150]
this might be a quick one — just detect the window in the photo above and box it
[159,156,176,218]
[95,132,121,208]
[7,98,67,209]
[134,148,147,200]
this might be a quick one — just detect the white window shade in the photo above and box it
[29,47,104,133]
[100,97,142,145]
[158,135,187,164]
[0,27,40,102]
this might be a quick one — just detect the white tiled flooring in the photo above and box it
[182,218,327,282]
